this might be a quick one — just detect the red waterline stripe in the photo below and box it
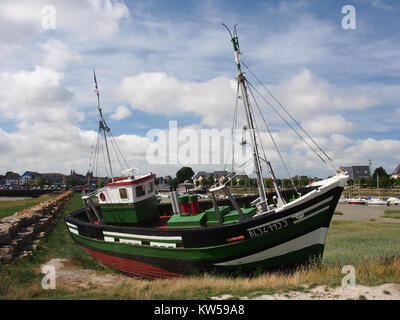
[79,245,182,279]
[226,235,245,243]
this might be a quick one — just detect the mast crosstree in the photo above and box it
[93,70,114,182]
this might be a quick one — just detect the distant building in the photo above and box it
[19,171,41,185]
[193,171,213,185]
[155,177,169,189]
[0,175,5,185]
[5,172,20,185]
[341,165,370,180]
[213,171,229,182]
[391,164,400,179]
[41,172,66,184]
[68,170,87,185]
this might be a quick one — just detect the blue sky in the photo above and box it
[0,0,399,179]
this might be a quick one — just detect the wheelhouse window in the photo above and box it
[148,181,154,193]
[119,188,128,200]
[135,185,145,197]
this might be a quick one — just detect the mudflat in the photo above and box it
[334,203,400,223]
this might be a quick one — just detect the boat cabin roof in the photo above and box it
[107,173,156,187]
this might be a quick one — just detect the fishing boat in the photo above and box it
[64,26,348,278]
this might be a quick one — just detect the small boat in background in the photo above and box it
[365,196,387,206]
[387,197,400,206]
[347,198,366,205]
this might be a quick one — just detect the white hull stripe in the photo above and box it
[150,241,177,248]
[120,238,141,245]
[66,222,77,229]
[68,228,79,235]
[293,206,329,224]
[248,196,333,232]
[103,237,175,247]
[103,231,182,241]
[214,227,328,266]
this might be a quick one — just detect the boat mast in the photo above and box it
[93,70,114,182]
[226,26,268,210]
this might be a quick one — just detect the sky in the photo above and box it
[0,0,399,179]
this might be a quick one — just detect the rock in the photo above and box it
[0,191,73,262]
[10,237,25,251]
[0,246,14,263]
[18,226,35,243]
[0,224,12,245]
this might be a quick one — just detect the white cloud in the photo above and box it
[0,66,82,123]
[110,105,132,120]
[116,72,237,127]
[337,138,400,169]
[302,114,357,136]
[0,121,154,177]
[0,0,130,48]
[272,68,379,117]
[41,39,79,70]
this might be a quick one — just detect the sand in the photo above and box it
[212,283,400,300]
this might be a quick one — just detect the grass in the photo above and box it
[1,194,400,299]
[0,193,112,298]
[0,194,58,219]
[382,209,400,219]
[333,211,343,215]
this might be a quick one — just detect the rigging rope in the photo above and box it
[241,60,333,164]
[99,134,110,179]
[109,131,130,169]
[223,82,240,173]
[245,79,330,166]
[108,132,125,172]
[247,81,300,194]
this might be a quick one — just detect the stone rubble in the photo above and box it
[0,191,73,263]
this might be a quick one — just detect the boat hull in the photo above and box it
[65,180,345,278]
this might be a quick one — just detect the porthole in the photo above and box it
[99,192,106,201]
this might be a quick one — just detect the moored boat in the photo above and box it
[365,196,387,206]
[387,197,400,206]
[347,198,366,205]
[65,26,348,278]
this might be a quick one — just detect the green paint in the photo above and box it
[100,196,159,223]
[167,212,207,228]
